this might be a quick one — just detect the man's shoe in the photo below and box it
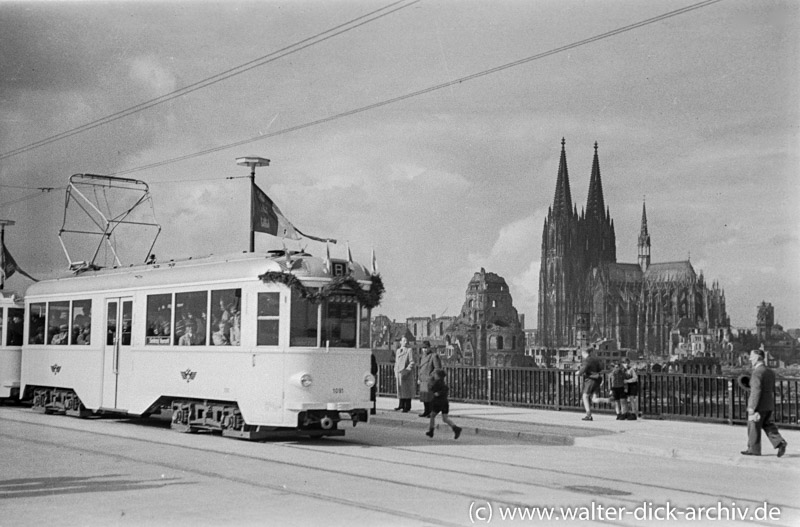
[393,407,402,411]
[425,429,434,438]
[616,414,623,420]
[419,413,430,418]
[581,415,593,421]
[627,413,637,420]
[453,426,462,440]
[740,450,760,456]
[777,442,787,458]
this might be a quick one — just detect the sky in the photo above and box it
[1,0,798,330]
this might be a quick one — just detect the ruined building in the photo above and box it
[446,268,526,366]
[537,139,729,355]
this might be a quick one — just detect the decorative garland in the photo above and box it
[258,271,385,309]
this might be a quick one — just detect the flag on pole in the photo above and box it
[371,248,378,275]
[1,242,37,283]
[251,183,301,240]
[323,241,331,275]
[251,183,336,243]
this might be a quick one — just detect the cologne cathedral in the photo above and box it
[537,139,729,355]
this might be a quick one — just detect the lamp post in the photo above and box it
[235,156,270,253]
[0,219,16,290]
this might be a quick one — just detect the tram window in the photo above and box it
[211,289,241,346]
[290,288,318,347]
[107,303,118,346]
[256,292,280,346]
[321,294,357,348]
[48,301,70,345]
[359,305,371,349]
[29,303,46,344]
[145,294,172,345]
[71,299,92,346]
[5,308,23,346]
[121,301,132,345]
[175,291,207,346]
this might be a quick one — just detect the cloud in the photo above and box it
[489,214,542,260]
[129,57,178,97]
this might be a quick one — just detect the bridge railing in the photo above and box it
[376,363,800,429]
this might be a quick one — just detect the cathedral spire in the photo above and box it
[638,199,651,272]
[552,138,573,218]
[585,141,606,222]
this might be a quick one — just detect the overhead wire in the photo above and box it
[108,0,723,178]
[0,0,419,161]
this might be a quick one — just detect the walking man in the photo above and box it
[741,349,788,458]
[578,346,603,421]
[417,341,442,417]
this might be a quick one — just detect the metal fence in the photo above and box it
[377,363,800,429]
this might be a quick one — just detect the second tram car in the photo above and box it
[20,250,379,438]
[0,291,24,400]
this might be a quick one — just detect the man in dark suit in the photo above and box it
[741,349,788,458]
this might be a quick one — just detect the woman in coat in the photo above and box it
[394,336,415,412]
[417,341,442,417]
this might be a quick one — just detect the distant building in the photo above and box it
[754,302,799,365]
[536,139,730,355]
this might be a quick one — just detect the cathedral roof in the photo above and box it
[607,263,643,282]
[644,261,696,283]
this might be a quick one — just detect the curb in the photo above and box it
[369,415,580,445]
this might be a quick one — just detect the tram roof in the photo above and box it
[24,251,372,299]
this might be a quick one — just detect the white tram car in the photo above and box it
[0,291,24,399]
[20,251,379,439]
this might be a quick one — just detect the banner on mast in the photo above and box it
[251,183,301,240]
[251,183,336,243]
[1,243,37,283]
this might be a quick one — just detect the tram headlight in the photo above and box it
[364,373,376,388]
[291,372,314,388]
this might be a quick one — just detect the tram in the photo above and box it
[0,291,24,400]
[20,250,381,439]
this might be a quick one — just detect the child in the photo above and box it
[609,361,629,420]
[426,369,462,439]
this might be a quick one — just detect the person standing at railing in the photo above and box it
[741,349,788,458]
[578,347,603,421]
[417,341,442,418]
[609,361,629,420]
[394,336,415,413]
[623,358,639,420]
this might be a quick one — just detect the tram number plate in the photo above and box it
[332,387,344,394]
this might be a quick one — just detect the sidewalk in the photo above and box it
[371,396,800,471]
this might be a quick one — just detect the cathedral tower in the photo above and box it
[583,142,616,268]
[638,200,651,272]
[537,138,582,347]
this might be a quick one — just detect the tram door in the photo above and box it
[102,298,133,410]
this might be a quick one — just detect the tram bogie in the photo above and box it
[18,250,381,440]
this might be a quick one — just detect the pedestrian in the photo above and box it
[741,349,788,458]
[393,336,415,413]
[623,358,639,420]
[425,369,462,440]
[609,361,629,420]
[417,341,442,418]
[578,346,603,421]
[370,352,378,415]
